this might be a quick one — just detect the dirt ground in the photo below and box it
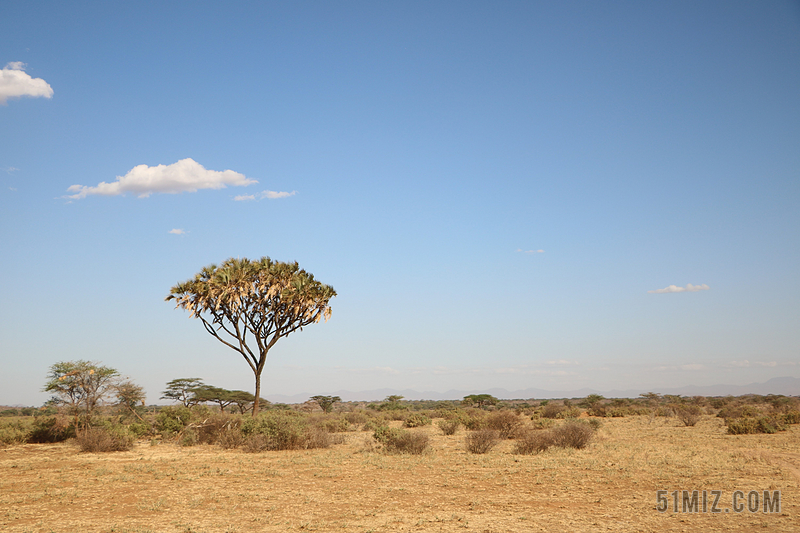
[1,416,798,532]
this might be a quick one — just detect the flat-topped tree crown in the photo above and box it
[166,257,335,415]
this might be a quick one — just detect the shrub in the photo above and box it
[27,415,74,443]
[556,406,582,419]
[0,420,30,446]
[241,411,330,451]
[384,431,429,454]
[513,429,554,454]
[193,413,241,444]
[344,411,369,426]
[312,414,351,433]
[726,416,787,435]
[486,411,523,439]
[529,417,556,430]
[782,410,800,425]
[465,429,500,454]
[403,413,431,428]
[76,425,134,452]
[437,419,461,435]
[155,406,194,435]
[179,428,199,447]
[550,421,594,449]
[461,410,488,430]
[540,403,565,419]
[676,405,702,427]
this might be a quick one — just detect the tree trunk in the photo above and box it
[252,372,262,417]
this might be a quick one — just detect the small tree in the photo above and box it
[462,394,498,409]
[43,361,121,429]
[167,257,335,416]
[191,386,236,411]
[310,395,341,413]
[116,380,147,421]
[161,378,205,407]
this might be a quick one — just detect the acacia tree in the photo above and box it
[310,395,341,413]
[43,360,121,428]
[161,378,205,407]
[166,257,336,416]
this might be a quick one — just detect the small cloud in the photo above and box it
[648,283,710,294]
[168,229,186,235]
[0,62,54,105]
[729,360,777,368]
[261,190,296,199]
[234,194,255,201]
[5,167,19,173]
[8,187,17,191]
[545,359,579,366]
[516,248,544,254]
[66,158,257,199]
[680,364,705,371]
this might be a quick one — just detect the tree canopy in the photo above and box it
[310,395,341,413]
[43,360,123,428]
[166,257,336,415]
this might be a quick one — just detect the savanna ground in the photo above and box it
[1,415,798,533]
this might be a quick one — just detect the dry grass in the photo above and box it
[1,416,799,532]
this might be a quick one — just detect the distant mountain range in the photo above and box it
[264,376,800,403]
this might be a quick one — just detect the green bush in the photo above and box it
[312,414,351,433]
[403,413,431,428]
[27,415,74,443]
[726,416,787,435]
[0,420,31,446]
[437,419,460,435]
[241,411,329,451]
[155,406,194,435]
[781,411,800,425]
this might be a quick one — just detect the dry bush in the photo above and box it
[465,429,500,454]
[550,421,594,449]
[437,419,461,435]
[529,416,556,430]
[384,431,430,454]
[344,410,369,426]
[676,405,702,427]
[311,414,351,433]
[513,429,554,454]
[540,403,565,419]
[486,410,523,439]
[192,413,242,444]
[76,426,134,452]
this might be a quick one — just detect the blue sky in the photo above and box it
[2,1,799,405]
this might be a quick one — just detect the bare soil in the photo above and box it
[1,416,798,532]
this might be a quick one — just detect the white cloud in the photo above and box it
[168,229,186,235]
[516,248,544,254]
[66,158,257,199]
[234,190,296,201]
[5,167,20,173]
[546,359,579,366]
[680,364,705,371]
[0,62,54,105]
[648,283,710,294]
[261,190,296,199]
